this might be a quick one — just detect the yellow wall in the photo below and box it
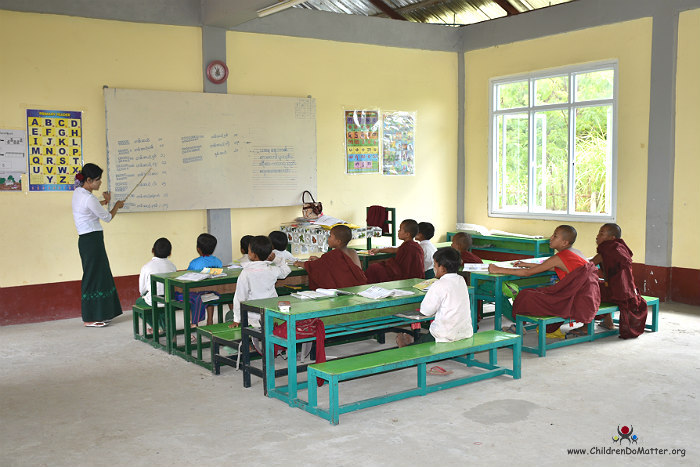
[464,19,653,260]
[0,10,458,288]
[225,32,457,254]
[673,9,700,269]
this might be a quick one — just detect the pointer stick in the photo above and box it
[124,167,152,202]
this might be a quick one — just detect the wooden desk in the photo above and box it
[150,266,308,363]
[239,279,476,407]
[446,232,553,258]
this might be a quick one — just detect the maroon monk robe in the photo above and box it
[303,248,368,290]
[365,240,425,283]
[461,250,483,263]
[512,262,601,326]
[597,239,648,339]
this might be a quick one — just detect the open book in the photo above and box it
[412,278,437,291]
[358,286,415,300]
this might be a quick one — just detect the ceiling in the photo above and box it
[289,0,577,26]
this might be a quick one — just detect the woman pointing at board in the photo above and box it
[72,163,125,327]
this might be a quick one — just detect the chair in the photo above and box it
[366,206,396,249]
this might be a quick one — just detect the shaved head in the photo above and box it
[556,225,577,245]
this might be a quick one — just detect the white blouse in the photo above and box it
[72,187,112,235]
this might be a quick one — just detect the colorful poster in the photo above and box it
[382,111,415,176]
[26,109,83,191]
[0,129,27,191]
[345,110,380,174]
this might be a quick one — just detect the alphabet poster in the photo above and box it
[26,109,83,191]
[344,110,379,174]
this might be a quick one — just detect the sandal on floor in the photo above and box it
[566,327,588,339]
[427,366,453,376]
[84,322,108,328]
[502,324,525,335]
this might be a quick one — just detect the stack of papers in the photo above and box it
[291,289,340,300]
[358,286,415,300]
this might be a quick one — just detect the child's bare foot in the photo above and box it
[396,333,414,348]
[228,321,240,328]
[600,315,615,330]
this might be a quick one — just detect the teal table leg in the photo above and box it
[513,339,522,379]
[264,311,277,396]
[329,376,340,425]
[417,362,426,394]
[183,287,192,356]
[493,276,504,331]
[307,368,318,408]
[287,315,298,406]
[538,321,546,357]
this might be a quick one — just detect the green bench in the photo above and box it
[132,301,167,350]
[305,330,521,424]
[516,296,660,357]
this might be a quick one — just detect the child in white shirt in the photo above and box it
[397,247,473,346]
[269,230,298,263]
[237,235,253,266]
[137,237,177,332]
[229,235,291,328]
[416,222,438,279]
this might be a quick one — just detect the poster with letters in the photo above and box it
[345,110,380,174]
[26,109,83,191]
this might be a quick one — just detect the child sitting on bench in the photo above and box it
[137,237,176,333]
[229,235,291,328]
[451,232,483,264]
[488,225,600,337]
[591,223,648,339]
[396,247,473,347]
[416,222,438,279]
[237,235,253,266]
[294,224,367,289]
[366,219,425,283]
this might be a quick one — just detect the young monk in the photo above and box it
[488,225,601,337]
[451,232,483,264]
[294,224,367,289]
[365,219,425,283]
[591,223,647,339]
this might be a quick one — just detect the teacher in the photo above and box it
[72,163,125,328]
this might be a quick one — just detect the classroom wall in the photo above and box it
[225,32,458,253]
[0,10,458,292]
[673,8,700,270]
[0,11,207,289]
[463,18,653,261]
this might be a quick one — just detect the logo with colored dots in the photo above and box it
[612,425,638,445]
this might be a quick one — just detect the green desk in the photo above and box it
[240,279,476,407]
[351,247,396,270]
[446,232,553,258]
[469,263,554,330]
[150,266,308,363]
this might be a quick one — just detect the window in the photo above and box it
[489,63,616,221]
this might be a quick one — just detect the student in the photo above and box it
[397,247,474,347]
[269,230,298,263]
[229,235,291,327]
[451,232,483,264]
[294,224,367,289]
[365,219,425,283]
[591,223,648,339]
[187,233,223,270]
[137,237,176,333]
[488,225,600,336]
[416,222,438,279]
[238,235,253,266]
[183,233,223,327]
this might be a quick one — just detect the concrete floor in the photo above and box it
[1,303,698,467]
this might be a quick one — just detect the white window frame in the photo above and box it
[488,61,618,223]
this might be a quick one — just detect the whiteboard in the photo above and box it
[104,88,316,212]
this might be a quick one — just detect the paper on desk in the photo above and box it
[177,272,209,281]
[462,263,490,272]
[226,264,243,269]
[358,286,415,300]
